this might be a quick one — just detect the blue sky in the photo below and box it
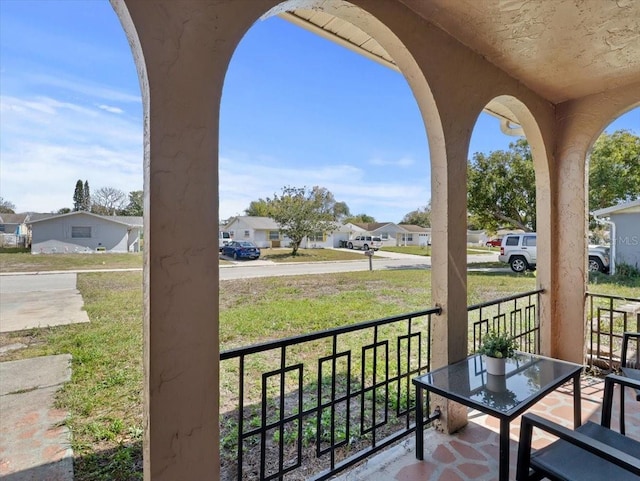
[1,1,638,222]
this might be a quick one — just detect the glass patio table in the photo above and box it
[413,352,583,481]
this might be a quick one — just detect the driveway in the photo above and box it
[0,273,90,333]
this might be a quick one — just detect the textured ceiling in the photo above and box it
[283,0,640,105]
[401,0,640,103]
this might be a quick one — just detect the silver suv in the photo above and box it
[347,235,383,251]
[499,233,610,273]
[499,233,537,272]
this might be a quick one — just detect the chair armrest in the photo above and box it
[621,332,640,367]
[517,413,640,479]
[602,373,640,427]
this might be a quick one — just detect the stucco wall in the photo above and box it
[612,212,640,268]
[31,214,129,253]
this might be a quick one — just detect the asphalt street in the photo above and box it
[219,249,501,280]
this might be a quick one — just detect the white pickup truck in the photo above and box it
[347,235,383,251]
[218,231,232,252]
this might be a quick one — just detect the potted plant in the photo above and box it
[477,330,517,375]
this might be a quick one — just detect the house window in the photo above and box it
[309,231,325,242]
[72,226,92,238]
[380,232,389,240]
[0,225,5,232]
[243,230,250,238]
[406,234,413,241]
[268,230,279,240]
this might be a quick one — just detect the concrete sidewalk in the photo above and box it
[0,273,89,333]
[0,354,73,481]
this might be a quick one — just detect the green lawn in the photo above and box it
[0,252,143,273]
[0,263,638,480]
[380,245,498,256]
[258,247,367,262]
[380,245,432,256]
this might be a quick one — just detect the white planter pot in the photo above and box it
[484,356,506,376]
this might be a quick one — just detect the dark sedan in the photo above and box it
[221,241,261,260]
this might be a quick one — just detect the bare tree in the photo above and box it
[91,187,127,215]
[0,197,16,214]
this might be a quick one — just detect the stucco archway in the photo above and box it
[109,1,638,479]
[110,0,463,478]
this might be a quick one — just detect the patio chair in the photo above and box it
[515,374,640,481]
[620,331,640,435]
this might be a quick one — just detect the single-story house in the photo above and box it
[300,222,365,249]
[351,222,405,247]
[0,213,30,235]
[28,211,143,254]
[397,224,431,246]
[223,216,291,248]
[224,216,368,249]
[592,199,640,271]
[0,213,31,247]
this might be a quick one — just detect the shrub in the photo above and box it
[477,330,517,359]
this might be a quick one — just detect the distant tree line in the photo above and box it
[65,180,143,216]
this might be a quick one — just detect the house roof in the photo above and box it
[227,216,280,230]
[352,222,395,232]
[111,215,143,227]
[282,2,640,104]
[591,199,640,217]
[398,224,430,233]
[27,213,56,222]
[27,211,143,228]
[0,213,30,224]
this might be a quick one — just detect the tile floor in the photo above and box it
[333,375,640,480]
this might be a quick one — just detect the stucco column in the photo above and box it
[550,85,640,363]
[428,124,473,433]
[111,1,259,479]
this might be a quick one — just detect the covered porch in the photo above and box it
[108,1,640,480]
[334,375,640,481]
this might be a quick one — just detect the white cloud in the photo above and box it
[98,104,124,114]
[369,156,415,167]
[26,73,141,104]
[218,154,430,222]
[1,93,429,221]
[0,94,142,213]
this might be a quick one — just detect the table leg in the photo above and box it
[499,419,509,481]
[573,373,582,428]
[415,386,424,460]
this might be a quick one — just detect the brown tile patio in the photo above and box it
[333,375,640,481]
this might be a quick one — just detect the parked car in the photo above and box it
[499,233,537,272]
[485,238,502,247]
[347,235,383,251]
[587,245,611,273]
[498,233,610,273]
[221,241,260,260]
[218,231,232,252]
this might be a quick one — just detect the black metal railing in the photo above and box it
[586,292,640,370]
[467,289,543,355]
[219,290,544,480]
[219,307,441,481]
